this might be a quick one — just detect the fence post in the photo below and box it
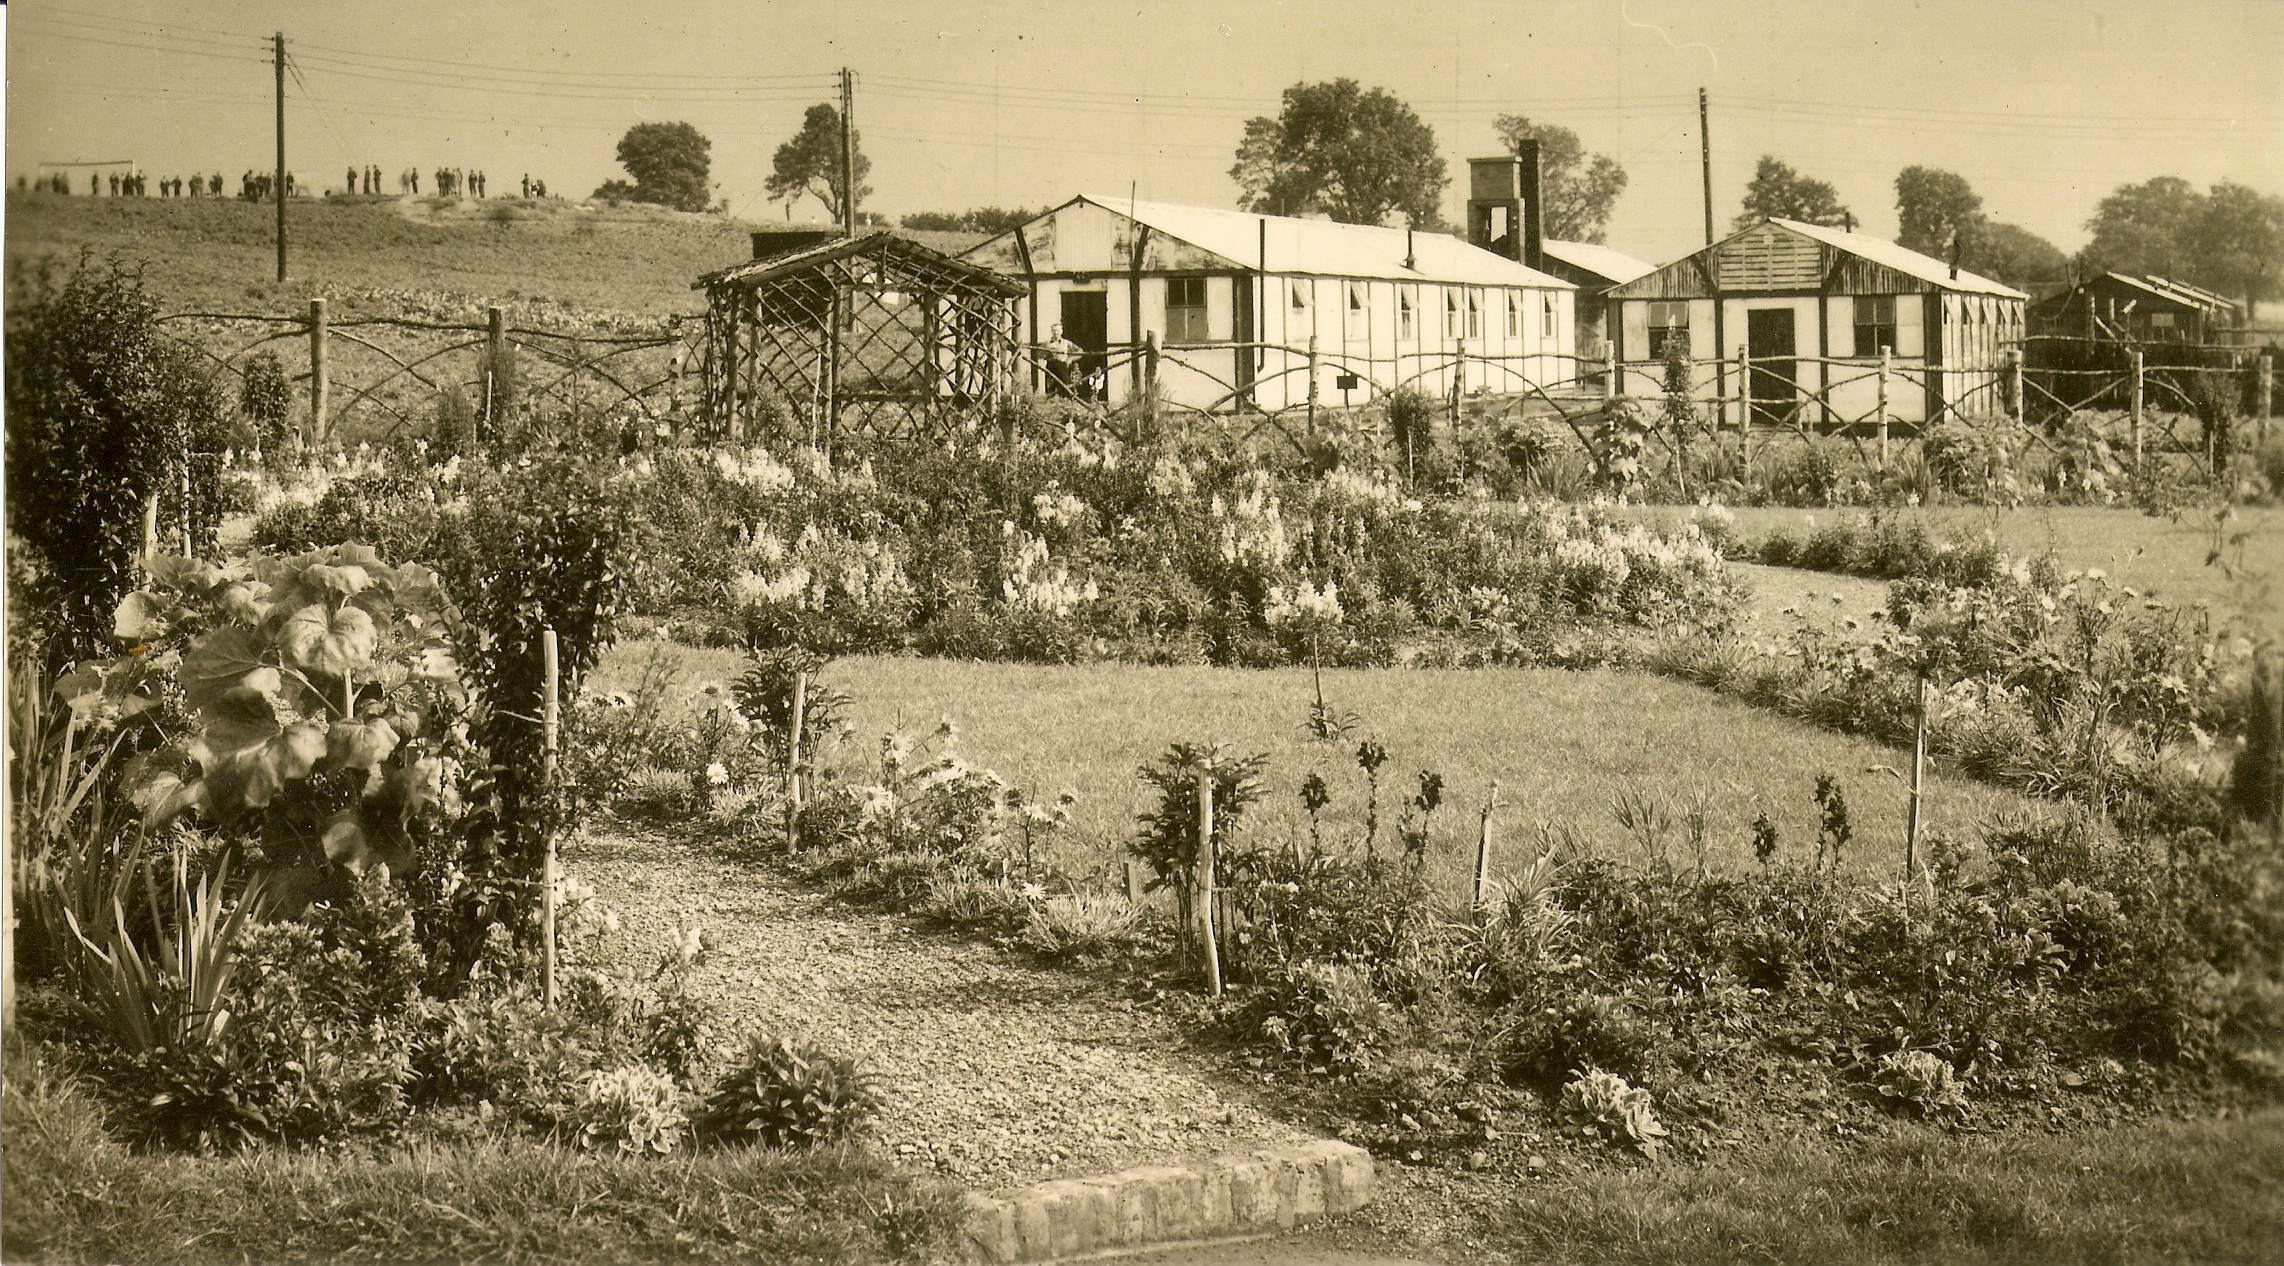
[307,297,328,448]
[1144,330,1161,433]
[2260,354,2274,448]
[2130,350,2145,466]
[1473,780,1502,917]
[1305,335,1320,436]
[485,305,505,436]
[1195,768,1222,997]
[1876,345,1892,470]
[1734,344,1749,461]
[788,670,808,810]
[541,628,560,1009]
[1604,342,1618,403]
[2007,347,2025,421]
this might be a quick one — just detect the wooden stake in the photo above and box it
[1907,673,1927,882]
[2007,347,2025,421]
[541,628,560,1009]
[2130,350,2145,466]
[1604,341,1618,402]
[485,305,505,436]
[141,490,160,562]
[788,669,809,809]
[1474,780,1502,916]
[1196,768,1221,998]
[308,297,328,447]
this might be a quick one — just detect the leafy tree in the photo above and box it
[1971,221,2070,287]
[5,256,230,669]
[1490,115,1629,243]
[1894,165,1983,258]
[1735,156,1854,231]
[599,122,713,213]
[2080,176,2284,304]
[767,103,870,222]
[2079,176,2204,278]
[1230,79,1448,227]
[899,207,1042,234]
[2188,181,2284,305]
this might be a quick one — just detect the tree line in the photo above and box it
[595,80,2282,304]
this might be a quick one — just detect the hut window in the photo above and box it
[1290,280,1310,312]
[1506,291,1521,337]
[1345,282,1369,339]
[1398,285,1418,339]
[1167,277,1209,342]
[1648,301,1690,357]
[1444,289,1461,339]
[1542,292,1557,337]
[1466,290,1482,339]
[1854,296,1898,357]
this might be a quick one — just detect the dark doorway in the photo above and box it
[1059,290,1108,402]
[1746,308,1798,427]
[1232,275,1256,407]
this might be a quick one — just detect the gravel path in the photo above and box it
[566,827,1316,1190]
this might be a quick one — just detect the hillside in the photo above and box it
[4,192,765,316]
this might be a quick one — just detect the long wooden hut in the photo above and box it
[958,195,1576,414]
[1605,218,2028,429]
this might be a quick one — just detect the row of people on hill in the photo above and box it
[23,167,555,200]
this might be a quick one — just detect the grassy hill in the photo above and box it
[5,192,762,316]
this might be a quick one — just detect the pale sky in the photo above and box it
[7,0,2281,265]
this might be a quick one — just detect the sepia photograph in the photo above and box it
[2,2,2280,1262]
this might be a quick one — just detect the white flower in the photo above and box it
[705,761,730,787]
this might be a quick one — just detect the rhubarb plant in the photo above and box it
[104,544,468,876]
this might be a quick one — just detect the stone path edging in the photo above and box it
[960,1139,1375,1263]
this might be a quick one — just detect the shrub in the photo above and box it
[239,350,293,452]
[1873,1049,1969,1119]
[1131,743,1267,930]
[1016,894,1142,965]
[1557,1069,1668,1158]
[572,1064,689,1155]
[6,255,233,666]
[1253,961,1396,1075]
[1498,992,1662,1092]
[695,1034,879,1149]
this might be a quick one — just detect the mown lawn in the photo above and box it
[1634,501,2282,626]
[0,1042,963,1266]
[595,644,2049,893]
[1464,1107,2284,1266]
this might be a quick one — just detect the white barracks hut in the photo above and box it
[960,180,1575,413]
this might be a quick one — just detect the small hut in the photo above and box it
[695,229,1027,445]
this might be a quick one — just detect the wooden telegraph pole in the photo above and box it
[1698,88,1714,247]
[274,33,288,283]
[839,68,857,238]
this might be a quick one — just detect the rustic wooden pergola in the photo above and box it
[694,231,1027,446]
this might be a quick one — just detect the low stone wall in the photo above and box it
[960,1139,1375,1263]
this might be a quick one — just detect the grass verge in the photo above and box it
[1476,1108,2284,1266]
[1,1043,964,1266]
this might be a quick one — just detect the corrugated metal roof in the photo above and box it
[2132,274,2238,312]
[1770,219,2028,300]
[1541,239,1654,286]
[1058,195,1574,289]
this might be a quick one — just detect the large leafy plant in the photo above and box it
[110,544,467,878]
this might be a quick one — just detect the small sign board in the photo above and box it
[1335,372,1359,390]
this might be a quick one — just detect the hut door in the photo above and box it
[1746,308,1797,426]
[1233,275,1256,404]
[1060,291,1108,401]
